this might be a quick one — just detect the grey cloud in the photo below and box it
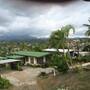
[0,0,90,39]
[0,8,14,26]
[0,0,51,17]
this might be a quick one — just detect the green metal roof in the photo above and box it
[6,55,24,59]
[0,57,7,60]
[14,51,50,57]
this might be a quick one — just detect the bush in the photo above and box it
[72,55,82,63]
[0,76,11,89]
[51,54,69,73]
[83,45,90,52]
[72,55,90,63]
[73,65,83,73]
[15,63,23,71]
[56,59,69,73]
[38,72,48,78]
[80,55,90,62]
[41,63,49,68]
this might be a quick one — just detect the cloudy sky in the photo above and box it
[0,0,90,39]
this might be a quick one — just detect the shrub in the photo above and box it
[41,63,49,68]
[51,54,69,73]
[80,55,90,62]
[72,55,90,63]
[73,65,83,73]
[73,55,82,63]
[0,76,11,89]
[56,59,69,73]
[15,63,23,71]
[83,45,90,52]
[38,72,48,78]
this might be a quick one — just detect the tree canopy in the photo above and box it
[49,25,75,49]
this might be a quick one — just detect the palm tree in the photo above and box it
[61,25,75,53]
[84,19,90,36]
[49,25,75,66]
[49,30,64,52]
[61,25,75,65]
[49,25,75,53]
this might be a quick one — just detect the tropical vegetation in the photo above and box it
[0,76,11,89]
[49,25,75,73]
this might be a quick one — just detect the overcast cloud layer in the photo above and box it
[0,0,90,39]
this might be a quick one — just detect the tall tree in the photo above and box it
[49,25,75,53]
[49,25,75,67]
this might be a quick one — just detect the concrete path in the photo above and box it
[70,62,90,69]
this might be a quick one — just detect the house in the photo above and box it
[0,59,20,65]
[43,48,73,53]
[79,52,90,56]
[0,57,7,60]
[13,51,50,65]
[43,48,77,57]
[6,55,25,65]
[0,59,20,70]
[6,55,24,59]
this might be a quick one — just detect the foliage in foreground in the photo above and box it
[0,76,11,89]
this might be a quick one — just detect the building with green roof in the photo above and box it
[14,51,50,57]
[13,51,50,65]
[6,55,24,59]
[0,57,7,60]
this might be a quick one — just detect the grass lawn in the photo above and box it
[37,70,90,90]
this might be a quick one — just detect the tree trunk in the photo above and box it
[67,42,73,66]
[62,46,70,68]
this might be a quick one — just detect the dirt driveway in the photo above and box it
[1,67,53,86]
